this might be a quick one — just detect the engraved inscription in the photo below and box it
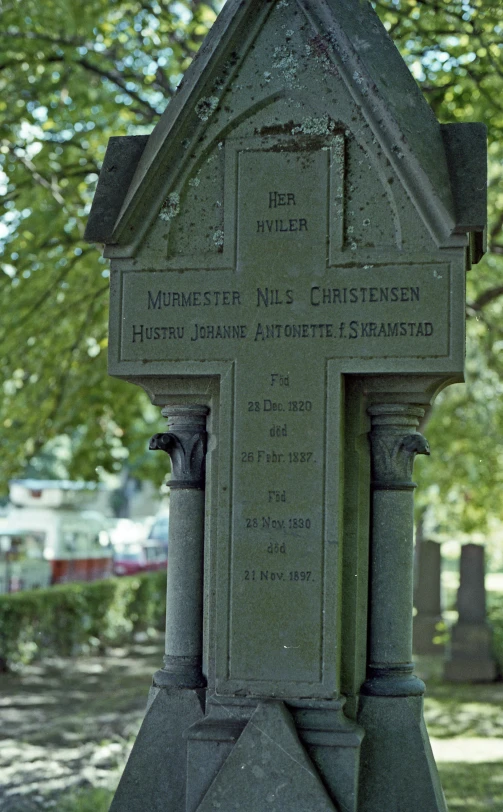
[243,570,313,582]
[229,359,325,684]
[257,219,308,233]
[148,290,242,308]
[257,191,307,233]
[310,286,420,305]
[347,321,433,338]
[237,149,328,270]
[257,288,294,306]
[269,191,297,207]
[123,267,449,358]
[131,318,435,345]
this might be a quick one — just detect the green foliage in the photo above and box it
[0,570,166,669]
[371,1,503,537]
[0,0,502,536]
[415,336,503,536]
[487,592,503,673]
[0,0,222,490]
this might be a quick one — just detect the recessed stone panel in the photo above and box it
[236,144,334,271]
[120,264,450,363]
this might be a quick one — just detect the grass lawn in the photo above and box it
[421,655,503,811]
[439,763,503,811]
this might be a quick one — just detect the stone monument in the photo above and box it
[413,540,444,655]
[444,543,497,682]
[85,0,486,808]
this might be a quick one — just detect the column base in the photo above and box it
[444,622,497,682]
[358,693,447,812]
[361,663,425,697]
[152,655,206,689]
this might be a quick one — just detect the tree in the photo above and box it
[0,0,502,531]
[0,0,223,489]
[372,0,503,536]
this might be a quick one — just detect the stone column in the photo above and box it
[444,543,497,682]
[358,403,447,811]
[413,540,444,655]
[149,404,209,689]
[363,403,430,697]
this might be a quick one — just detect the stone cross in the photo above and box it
[85,0,486,809]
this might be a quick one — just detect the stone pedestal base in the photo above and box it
[357,694,447,812]
[444,622,497,682]
[109,689,364,812]
[187,697,364,812]
[413,614,445,655]
[109,686,204,812]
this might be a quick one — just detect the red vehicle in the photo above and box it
[113,542,167,576]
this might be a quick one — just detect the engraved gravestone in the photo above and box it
[85,0,486,809]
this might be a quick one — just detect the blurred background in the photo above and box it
[0,0,503,810]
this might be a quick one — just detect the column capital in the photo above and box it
[150,405,209,490]
[368,404,429,490]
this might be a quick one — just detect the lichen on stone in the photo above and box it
[291,116,335,137]
[331,135,345,160]
[272,46,299,88]
[195,96,219,122]
[159,192,180,222]
[213,229,224,248]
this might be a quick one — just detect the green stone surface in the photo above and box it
[104,0,469,702]
[196,701,338,811]
[109,687,204,812]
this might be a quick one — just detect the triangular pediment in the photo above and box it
[90,0,465,260]
[196,701,338,811]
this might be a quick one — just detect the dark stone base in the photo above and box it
[357,694,447,812]
[109,686,446,810]
[191,702,338,811]
[444,622,497,682]
[108,685,204,812]
[413,614,445,655]
[109,687,364,812]
[444,657,497,682]
[186,696,364,812]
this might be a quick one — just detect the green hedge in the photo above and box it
[0,571,167,669]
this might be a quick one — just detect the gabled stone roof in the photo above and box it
[85,0,486,260]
